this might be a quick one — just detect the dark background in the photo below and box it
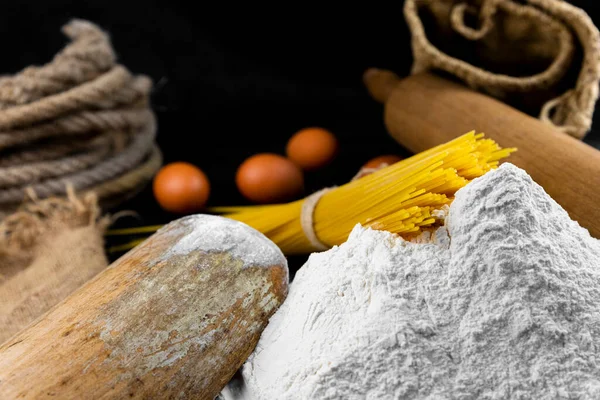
[2,1,598,269]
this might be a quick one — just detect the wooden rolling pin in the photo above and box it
[0,214,288,400]
[364,69,600,239]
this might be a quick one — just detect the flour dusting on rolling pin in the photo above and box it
[166,215,286,268]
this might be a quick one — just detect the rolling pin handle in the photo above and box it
[363,68,401,104]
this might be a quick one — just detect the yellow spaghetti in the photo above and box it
[107,131,515,254]
[210,131,515,254]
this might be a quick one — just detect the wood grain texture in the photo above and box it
[0,215,288,400]
[364,70,600,239]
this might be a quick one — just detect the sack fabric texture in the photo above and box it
[405,0,600,139]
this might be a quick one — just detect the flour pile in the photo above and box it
[221,163,600,399]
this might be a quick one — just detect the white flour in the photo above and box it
[164,214,286,269]
[221,163,600,399]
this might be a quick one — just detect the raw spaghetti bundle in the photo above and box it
[109,131,515,255]
[213,131,515,254]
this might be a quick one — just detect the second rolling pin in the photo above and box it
[364,69,600,239]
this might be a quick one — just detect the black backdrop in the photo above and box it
[2,1,598,269]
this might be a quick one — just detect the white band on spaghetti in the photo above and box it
[300,188,332,251]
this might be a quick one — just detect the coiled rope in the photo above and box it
[0,19,161,218]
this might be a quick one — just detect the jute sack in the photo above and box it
[404,0,600,139]
[0,189,109,344]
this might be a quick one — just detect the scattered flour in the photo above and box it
[220,163,600,399]
[164,214,286,269]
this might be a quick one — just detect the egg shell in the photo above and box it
[286,127,338,171]
[153,162,211,214]
[363,154,403,169]
[236,153,304,204]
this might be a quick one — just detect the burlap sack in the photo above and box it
[0,188,109,344]
[405,0,600,139]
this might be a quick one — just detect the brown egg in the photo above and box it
[352,155,404,180]
[153,162,210,214]
[236,153,304,203]
[286,127,338,171]
[363,154,403,169]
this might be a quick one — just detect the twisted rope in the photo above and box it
[0,118,156,203]
[0,135,113,188]
[0,109,153,150]
[0,20,115,108]
[0,134,108,166]
[0,19,161,216]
